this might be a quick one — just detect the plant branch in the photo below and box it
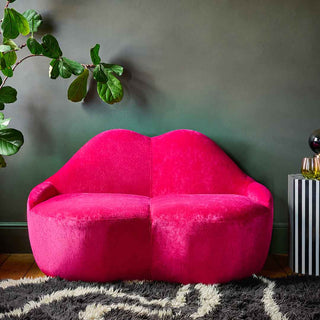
[5,43,27,54]
[18,43,26,50]
[12,54,43,72]
[0,54,44,89]
[0,57,97,90]
[81,63,95,68]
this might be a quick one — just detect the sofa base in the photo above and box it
[28,212,151,282]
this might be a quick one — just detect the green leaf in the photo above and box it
[8,0,16,3]
[90,44,100,65]
[0,45,11,53]
[0,86,17,103]
[0,56,14,77]
[27,37,42,54]
[67,69,89,102]
[102,63,124,76]
[11,9,30,36]
[3,38,18,50]
[0,155,6,168]
[1,66,13,77]
[0,103,4,110]
[41,34,62,59]
[0,49,15,71]
[22,9,42,33]
[0,128,23,155]
[0,113,3,120]
[97,82,108,103]
[1,8,30,39]
[2,51,17,66]
[58,59,72,78]
[0,58,6,70]
[61,57,84,75]
[0,62,13,77]
[93,64,108,82]
[49,59,59,79]
[2,8,19,39]
[0,116,10,129]
[97,74,123,104]
[105,73,123,104]
[0,64,13,78]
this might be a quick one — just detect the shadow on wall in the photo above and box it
[36,12,57,35]
[83,47,160,111]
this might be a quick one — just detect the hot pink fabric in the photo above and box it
[27,129,273,284]
[151,194,271,283]
[49,130,151,196]
[29,193,151,281]
[152,130,249,196]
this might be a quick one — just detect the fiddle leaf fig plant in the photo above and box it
[0,1,124,168]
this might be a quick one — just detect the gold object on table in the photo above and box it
[313,156,320,179]
[301,156,320,179]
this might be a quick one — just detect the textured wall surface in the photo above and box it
[1,0,320,252]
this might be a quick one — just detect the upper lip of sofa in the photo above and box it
[93,128,208,139]
[28,128,272,212]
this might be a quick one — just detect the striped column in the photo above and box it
[288,174,320,275]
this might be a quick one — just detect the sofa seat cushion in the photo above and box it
[151,193,268,222]
[151,194,272,284]
[28,193,151,282]
[30,193,150,221]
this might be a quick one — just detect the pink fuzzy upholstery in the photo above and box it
[49,130,151,196]
[152,130,249,196]
[28,193,151,281]
[151,194,271,283]
[27,129,273,284]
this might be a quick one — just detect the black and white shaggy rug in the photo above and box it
[0,275,319,319]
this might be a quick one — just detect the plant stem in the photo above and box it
[0,56,96,90]
[18,43,26,50]
[12,43,27,52]
[0,54,43,89]
[5,43,27,54]
[12,54,43,72]
[81,64,95,68]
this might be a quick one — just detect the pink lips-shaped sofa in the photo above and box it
[27,129,273,284]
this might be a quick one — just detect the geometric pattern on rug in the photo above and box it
[0,275,319,319]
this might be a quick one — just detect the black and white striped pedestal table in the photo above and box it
[288,174,320,275]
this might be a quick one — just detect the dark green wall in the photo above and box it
[1,0,320,253]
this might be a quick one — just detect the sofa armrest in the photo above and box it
[27,181,59,211]
[244,181,273,210]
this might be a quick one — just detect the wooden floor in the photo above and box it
[0,254,293,280]
[0,254,45,279]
